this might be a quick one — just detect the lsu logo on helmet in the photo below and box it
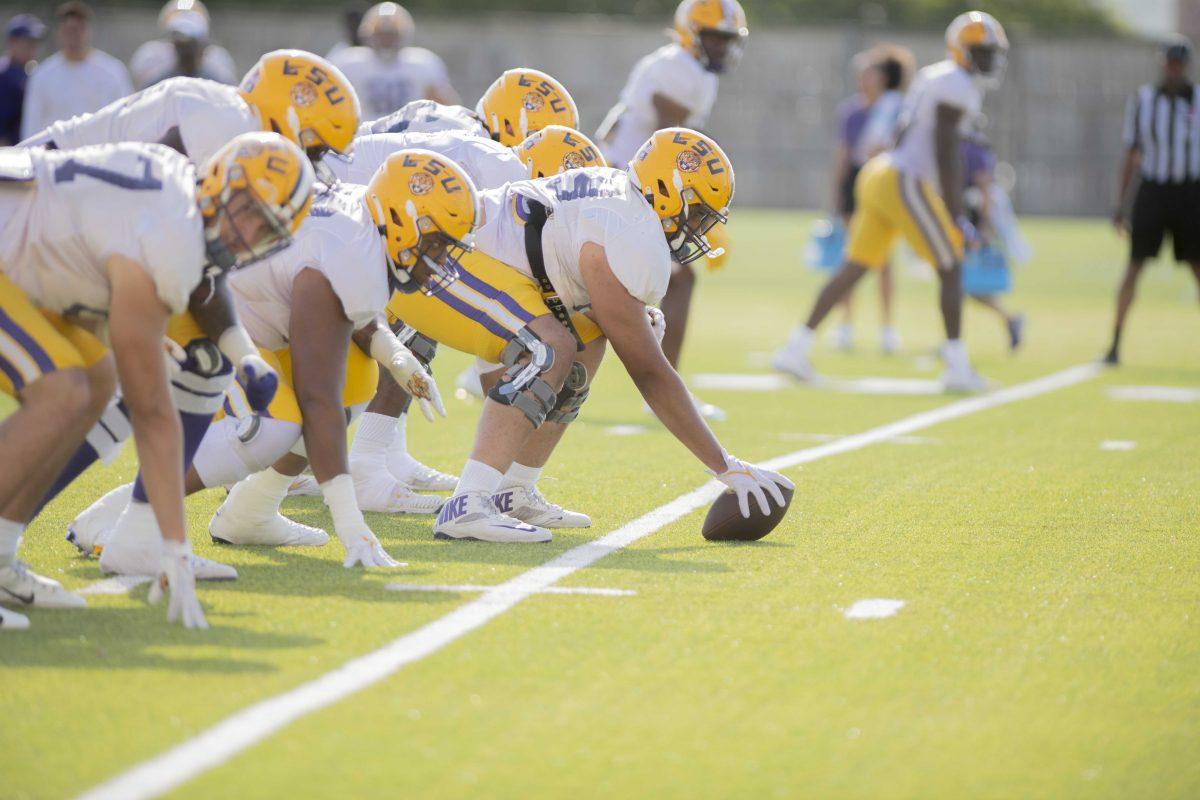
[476,68,579,146]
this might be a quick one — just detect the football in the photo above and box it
[702,482,794,542]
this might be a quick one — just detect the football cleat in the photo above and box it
[771,343,817,382]
[210,482,329,547]
[99,504,239,580]
[66,482,133,556]
[881,326,902,355]
[692,394,727,422]
[941,367,988,394]
[0,605,31,630]
[454,364,484,400]
[831,323,855,352]
[1007,314,1025,352]
[434,492,552,543]
[353,465,443,514]
[493,486,591,529]
[0,561,86,609]
[287,474,322,497]
[388,453,458,492]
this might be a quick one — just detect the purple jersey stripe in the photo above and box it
[0,307,56,374]
[433,287,518,341]
[455,269,536,325]
[0,350,24,391]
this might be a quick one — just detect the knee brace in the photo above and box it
[192,414,302,488]
[170,338,234,416]
[487,325,558,428]
[391,323,439,370]
[546,362,590,424]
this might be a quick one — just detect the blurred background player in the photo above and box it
[0,134,310,628]
[961,114,1026,351]
[596,0,747,421]
[330,2,457,121]
[0,14,45,146]
[20,1,131,140]
[327,2,367,61]
[1106,35,1200,366]
[129,0,237,89]
[774,11,1007,393]
[824,45,913,354]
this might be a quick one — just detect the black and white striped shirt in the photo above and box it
[1123,82,1200,184]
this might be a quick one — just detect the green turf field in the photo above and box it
[2,212,1198,800]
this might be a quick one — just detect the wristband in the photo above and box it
[162,539,191,558]
[217,325,258,366]
[321,473,365,532]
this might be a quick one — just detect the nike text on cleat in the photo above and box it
[493,486,591,529]
[433,492,552,543]
[66,482,134,556]
[0,561,86,609]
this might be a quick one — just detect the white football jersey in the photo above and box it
[128,40,238,89]
[359,99,488,139]
[599,44,719,169]
[229,184,390,351]
[475,167,671,313]
[889,60,983,183]
[0,143,205,320]
[323,130,525,191]
[30,77,259,168]
[330,46,451,120]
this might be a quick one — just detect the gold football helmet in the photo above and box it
[515,125,607,179]
[158,0,207,27]
[358,2,414,56]
[475,68,578,146]
[674,0,748,73]
[946,11,1008,84]
[365,149,479,295]
[196,132,316,270]
[628,128,734,265]
[239,49,361,181]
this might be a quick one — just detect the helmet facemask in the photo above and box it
[969,43,1008,89]
[204,178,295,272]
[663,187,727,265]
[380,204,472,296]
[697,28,746,74]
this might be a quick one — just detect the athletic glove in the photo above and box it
[322,474,406,568]
[237,354,279,413]
[147,540,208,629]
[647,306,666,344]
[709,453,794,519]
[371,327,446,422]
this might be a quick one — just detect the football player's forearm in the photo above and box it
[128,403,187,543]
[629,364,725,472]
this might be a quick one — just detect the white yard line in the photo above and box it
[75,362,1100,800]
[843,599,906,619]
[385,583,636,597]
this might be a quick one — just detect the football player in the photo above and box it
[596,0,748,421]
[128,0,238,89]
[361,68,577,146]
[77,150,467,566]
[329,2,457,121]
[0,133,313,628]
[292,125,605,513]
[38,50,360,571]
[773,11,1007,392]
[217,128,791,544]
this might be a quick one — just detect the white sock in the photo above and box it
[351,412,397,460]
[394,412,408,452]
[943,339,968,371]
[454,459,503,496]
[501,463,542,490]
[229,468,296,517]
[788,325,815,353]
[0,518,25,566]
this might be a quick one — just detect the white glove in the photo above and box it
[322,474,406,569]
[147,540,209,629]
[647,306,666,344]
[371,327,446,422]
[709,454,794,518]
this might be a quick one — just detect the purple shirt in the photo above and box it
[0,56,28,146]
[836,95,871,165]
[963,138,996,184]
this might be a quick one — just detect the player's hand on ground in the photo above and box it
[647,306,666,344]
[337,522,405,569]
[237,354,279,412]
[147,542,209,629]
[710,455,794,518]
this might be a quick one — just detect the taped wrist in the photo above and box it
[546,361,589,424]
[391,323,439,368]
[368,326,408,372]
[321,473,365,539]
[217,326,258,367]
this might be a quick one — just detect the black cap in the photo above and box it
[1164,34,1192,63]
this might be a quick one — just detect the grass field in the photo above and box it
[2,211,1199,800]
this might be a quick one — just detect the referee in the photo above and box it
[1107,35,1200,365]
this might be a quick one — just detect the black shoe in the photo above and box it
[1102,347,1120,366]
[1007,314,1025,352]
